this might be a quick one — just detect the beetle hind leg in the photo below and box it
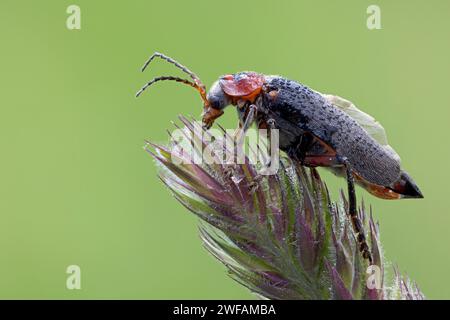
[343,158,373,264]
[289,134,373,263]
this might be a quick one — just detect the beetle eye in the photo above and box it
[209,95,225,109]
[207,81,230,110]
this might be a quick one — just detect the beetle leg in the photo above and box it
[242,104,257,132]
[261,118,277,169]
[289,133,373,263]
[342,158,373,265]
[231,104,257,174]
[235,104,257,143]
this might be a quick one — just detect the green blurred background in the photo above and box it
[0,0,449,299]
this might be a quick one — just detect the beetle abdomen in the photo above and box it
[264,77,401,186]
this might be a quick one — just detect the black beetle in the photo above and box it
[136,52,423,264]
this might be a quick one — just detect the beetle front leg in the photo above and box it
[343,158,373,264]
[234,104,260,193]
[235,104,257,143]
[242,104,257,133]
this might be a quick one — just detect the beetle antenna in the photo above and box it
[141,52,202,85]
[135,76,197,98]
[139,52,209,105]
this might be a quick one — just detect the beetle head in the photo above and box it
[201,80,230,129]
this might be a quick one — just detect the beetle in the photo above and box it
[136,52,423,264]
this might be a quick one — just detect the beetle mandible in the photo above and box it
[136,52,424,264]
